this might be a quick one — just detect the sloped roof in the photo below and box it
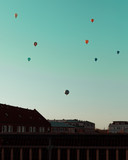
[0,103,50,127]
[50,121,75,128]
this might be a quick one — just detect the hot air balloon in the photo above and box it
[28,57,31,61]
[64,90,69,95]
[95,58,98,61]
[85,40,89,44]
[117,51,120,54]
[15,13,18,18]
[34,42,37,46]
[91,19,94,22]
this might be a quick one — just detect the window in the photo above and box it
[2,125,7,133]
[29,127,33,132]
[8,125,13,132]
[17,126,21,132]
[21,126,26,132]
[18,114,22,118]
[39,127,42,132]
[33,127,36,132]
[39,127,45,133]
[5,113,8,117]
[29,126,36,133]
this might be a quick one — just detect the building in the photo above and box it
[0,103,51,133]
[49,121,75,133]
[109,121,128,133]
[49,119,95,133]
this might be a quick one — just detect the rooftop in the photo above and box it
[0,103,50,126]
[50,121,75,128]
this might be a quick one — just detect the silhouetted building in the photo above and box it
[0,103,51,133]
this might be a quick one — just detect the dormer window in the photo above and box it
[5,113,8,117]
[29,116,32,119]
[18,114,22,118]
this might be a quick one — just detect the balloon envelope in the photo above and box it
[91,19,94,22]
[28,57,31,61]
[117,51,120,54]
[15,13,18,18]
[65,90,69,95]
[34,42,37,46]
[85,40,89,44]
[95,58,98,61]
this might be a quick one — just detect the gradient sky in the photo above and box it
[0,0,128,129]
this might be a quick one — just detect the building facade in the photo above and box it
[109,121,128,133]
[0,103,51,133]
[49,121,75,133]
[49,119,95,133]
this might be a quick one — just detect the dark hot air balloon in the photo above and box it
[95,58,98,61]
[28,57,31,61]
[65,90,69,95]
[117,51,120,54]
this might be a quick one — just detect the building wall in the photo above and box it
[51,127,75,133]
[49,119,95,133]
[109,122,128,133]
[0,123,51,134]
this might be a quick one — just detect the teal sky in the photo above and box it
[0,0,128,129]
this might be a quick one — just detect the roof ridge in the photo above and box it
[0,103,34,111]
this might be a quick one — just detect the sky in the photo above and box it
[0,0,128,129]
